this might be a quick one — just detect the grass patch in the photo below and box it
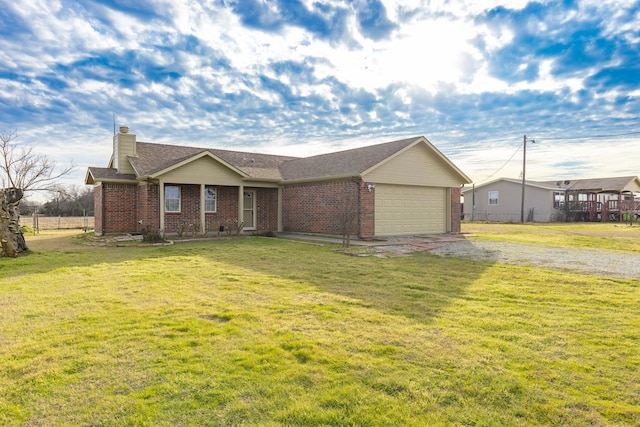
[1,229,639,425]
[463,222,640,252]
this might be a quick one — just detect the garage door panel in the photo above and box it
[375,184,446,236]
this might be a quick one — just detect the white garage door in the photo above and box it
[375,184,447,236]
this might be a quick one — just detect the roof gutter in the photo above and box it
[93,178,140,185]
[279,174,362,185]
[85,169,139,185]
[241,177,282,183]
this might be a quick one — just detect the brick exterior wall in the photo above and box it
[137,183,160,232]
[164,184,201,233]
[94,184,104,235]
[256,188,279,232]
[203,186,239,234]
[96,180,461,236]
[162,185,273,234]
[282,179,367,236]
[100,183,137,234]
[98,183,254,235]
[450,186,462,234]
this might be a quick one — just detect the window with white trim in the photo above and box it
[205,186,217,212]
[553,191,564,209]
[165,185,180,212]
[488,191,499,205]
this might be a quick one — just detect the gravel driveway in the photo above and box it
[283,232,639,280]
[427,238,640,280]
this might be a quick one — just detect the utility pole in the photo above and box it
[520,135,534,223]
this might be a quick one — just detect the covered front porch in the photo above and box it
[158,182,281,235]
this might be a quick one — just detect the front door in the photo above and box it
[243,190,256,230]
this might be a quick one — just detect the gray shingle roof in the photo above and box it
[536,176,639,192]
[86,167,136,182]
[280,137,421,180]
[129,142,298,179]
[86,136,459,184]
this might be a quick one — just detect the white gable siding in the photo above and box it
[159,156,243,185]
[363,143,463,187]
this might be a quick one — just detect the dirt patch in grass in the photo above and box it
[23,230,93,252]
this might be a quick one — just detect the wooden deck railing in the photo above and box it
[563,199,639,222]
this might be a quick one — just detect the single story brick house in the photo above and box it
[85,127,471,237]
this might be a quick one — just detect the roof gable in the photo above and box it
[278,136,470,183]
[87,136,471,186]
[129,142,297,180]
[363,137,472,185]
[156,154,248,185]
[148,151,248,179]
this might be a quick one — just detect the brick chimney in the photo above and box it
[112,126,136,174]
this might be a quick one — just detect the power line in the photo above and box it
[537,130,640,141]
[472,130,640,184]
[474,143,522,184]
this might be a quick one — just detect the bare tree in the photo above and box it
[0,130,75,257]
[40,185,93,216]
[1,130,74,191]
[336,181,359,249]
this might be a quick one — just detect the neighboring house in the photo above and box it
[463,176,640,222]
[85,127,472,237]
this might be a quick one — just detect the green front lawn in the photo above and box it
[463,222,640,252]
[1,229,639,426]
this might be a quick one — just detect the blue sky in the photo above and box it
[1,0,639,199]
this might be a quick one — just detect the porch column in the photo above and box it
[277,186,283,232]
[200,184,206,234]
[238,185,244,227]
[159,180,165,232]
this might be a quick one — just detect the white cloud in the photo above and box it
[455,135,640,185]
[1,0,639,197]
